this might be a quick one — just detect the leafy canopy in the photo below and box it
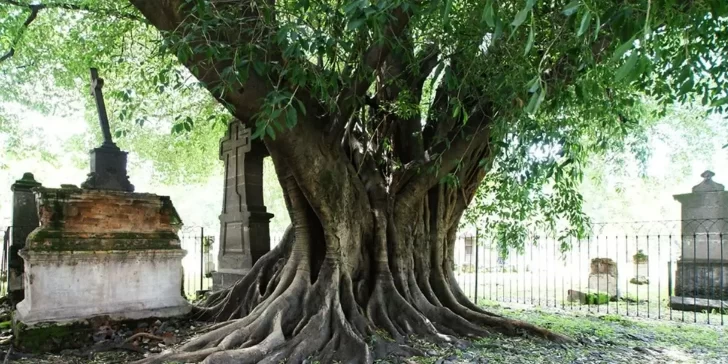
[0,0,727,250]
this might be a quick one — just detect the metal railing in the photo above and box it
[454,219,728,325]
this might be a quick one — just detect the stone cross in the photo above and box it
[80,68,134,192]
[89,68,114,146]
[212,119,273,291]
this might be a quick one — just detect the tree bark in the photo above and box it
[126,1,573,363]
[134,162,570,364]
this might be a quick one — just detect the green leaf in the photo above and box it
[524,17,535,56]
[482,0,495,27]
[578,11,592,37]
[615,51,639,82]
[285,107,298,128]
[265,124,276,140]
[251,125,266,139]
[347,17,366,31]
[443,0,452,25]
[593,15,601,41]
[526,76,540,93]
[712,96,728,108]
[296,99,307,116]
[562,1,581,16]
[511,7,530,28]
[611,37,636,63]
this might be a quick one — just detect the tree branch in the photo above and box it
[0,3,42,63]
[1,0,145,22]
[329,5,413,143]
[0,0,145,63]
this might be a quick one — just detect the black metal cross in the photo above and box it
[89,68,114,146]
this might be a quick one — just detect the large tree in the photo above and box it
[1,0,727,363]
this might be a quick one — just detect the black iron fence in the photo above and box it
[454,219,728,325]
[179,226,216,299]
[4,219,728,326]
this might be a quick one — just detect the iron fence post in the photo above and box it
[474,228,479,305]
[200,227,205,293]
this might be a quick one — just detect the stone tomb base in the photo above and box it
[16,250,188,325]
[673,260,728,300]
[15,187,190,326]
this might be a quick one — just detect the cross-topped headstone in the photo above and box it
[212,119,273,291]
[89,68,115,146]
[80,68,135,192]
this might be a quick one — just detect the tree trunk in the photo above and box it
[125,1,573,362]
[136,162,570,364]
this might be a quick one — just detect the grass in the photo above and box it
[375,301,728,364]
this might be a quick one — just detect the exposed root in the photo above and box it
[138,228,571,364]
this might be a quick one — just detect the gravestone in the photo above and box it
[14,68,189,328]
[212,119,274,290]
[8,173,42,304]
[80,68,134,192]
[670,170,728,312]
[587,257,619,299]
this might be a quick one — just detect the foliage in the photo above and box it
[633,249,648,263]
[1,0,727,252]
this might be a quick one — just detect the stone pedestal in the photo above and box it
[80,143,135,192]
[671,171,728,310]
[15,187,189,326]
[8,173,42,304]
[212,120,273,290]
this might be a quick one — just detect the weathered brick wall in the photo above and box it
[35,188,181,234]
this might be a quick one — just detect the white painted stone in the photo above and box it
[16,249,190,326]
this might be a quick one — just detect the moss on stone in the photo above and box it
[13,321,91,353]
[584,291,610,305]
[26,230,181,252]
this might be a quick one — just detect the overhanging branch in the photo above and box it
[0,3,41,63]
[0,0,146,63]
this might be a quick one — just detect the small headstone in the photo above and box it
[588,258,619,299]
[8,172,42,304]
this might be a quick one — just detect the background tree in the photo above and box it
[1,0,727,363]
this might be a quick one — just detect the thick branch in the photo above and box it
[0,3,41,63]
[330,6,413,142]
[0,0,145,63]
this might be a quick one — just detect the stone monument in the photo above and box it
[80,68,134,192]
[14,69,189,327]
[670,170,728,312]
[7,173,42,304]
[587,257,619,299]
[212,119,274,290]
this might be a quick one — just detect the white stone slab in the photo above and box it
[16,249,190,326]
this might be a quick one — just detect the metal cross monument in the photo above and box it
[89,68,115,146]
[80,68,135,192]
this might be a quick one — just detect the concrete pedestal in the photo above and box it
[15,187,190,326]
[16,250,189,325]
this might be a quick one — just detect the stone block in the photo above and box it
[16,250,189,325]
[588,273,619,299]
[669,296,728,313]
[674,260,728,300]
[590,258,617,276]
[15,188,189,326]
